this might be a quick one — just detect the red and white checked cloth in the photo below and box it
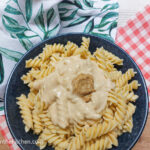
[0,5,150,150]
[116,5,150,102]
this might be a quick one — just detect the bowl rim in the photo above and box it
[4,33,149,150]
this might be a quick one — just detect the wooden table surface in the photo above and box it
[0,113,149,149]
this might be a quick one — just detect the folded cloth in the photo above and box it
[0,0,119,115]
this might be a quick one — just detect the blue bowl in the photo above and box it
[5,33,149,150]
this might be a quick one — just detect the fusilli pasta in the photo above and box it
[16,94,33,132]
[32,110,43,134]
[17,37,139,150]
[85,120,117,141]
[116,69,136,87]
[99,47,123,65]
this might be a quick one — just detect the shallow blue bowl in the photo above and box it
[5,33,149,150]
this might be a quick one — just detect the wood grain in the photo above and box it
[0,132,10,150]
[0,113,149,150]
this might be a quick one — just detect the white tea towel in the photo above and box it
[0,0,119,114]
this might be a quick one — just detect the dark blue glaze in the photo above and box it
[4,33,149,150]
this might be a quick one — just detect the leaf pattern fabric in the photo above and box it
[0,0,119,114]
[59,0,119,40]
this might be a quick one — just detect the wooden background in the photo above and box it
[0,0,150,149]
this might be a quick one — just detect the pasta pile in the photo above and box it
[17,37,140,150]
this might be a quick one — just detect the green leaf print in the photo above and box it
[46,24,60,39]
[3,15,18,26]
[60,9,78,21]
[100,12,118,24]
[98,28,107,32]
[25,0,32,22]
[4,5,21,15]
[97,21,117,32]
[58,1,75,8]
[13,0,18,3]
[10,34,17,39]
[94,21,111,28]
[34,4,45,33]
[47,8,55,29]
[101,3,119,11]
[0,54,4,84]
[59,8,71,17]
[65,16,90,27]
[2,16,27,34]
[83,0,94,7]
[74,0,83,9]
[19,39,33,50]
[16,33,38,39]
[84,19,94,33]
[58,8,71,14]
[10,32,38,40]
[0,47,23,62]
[109,21,117,35]
[0,106,4,111]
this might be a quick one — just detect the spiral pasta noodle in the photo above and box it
[32,110,43,134]
[94,136,110,150]
[99,47,123,65]
[95,131,118,150]
[115,87,139,102]
[95,56,107,71]
[16,94,33,132]
[124,103,136,122]
[106,62,116,72]
[73,122,85,136]
[126,91,139,102]
[123,117,133,133]
[116,69,136,87]
[42,128,68,149]
[40,44,65,61]
[123,80,140,92]
[65,41,78,57]
[81,37,90,50]
[103,108,114,122]
[94,48,106,60]
[26,92,35,110]
[17,37,140,150]
[36,129,48,150]
[33,94,48,112]
[85,120,117,141]
[106,71,122,81]
[39,111,52,127]
[82,130,118,150]
[26,57,43,68]
[32,67,53,80]
[39,112,70,136]
[68,132,85,150]
[107,90,127,128]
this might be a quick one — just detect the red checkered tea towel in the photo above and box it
[0,5,150,150]
[116,5,150,103]
[0,116,20,150]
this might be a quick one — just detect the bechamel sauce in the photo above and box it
[33,56,114,128]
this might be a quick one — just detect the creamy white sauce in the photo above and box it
[33,56,114,128]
